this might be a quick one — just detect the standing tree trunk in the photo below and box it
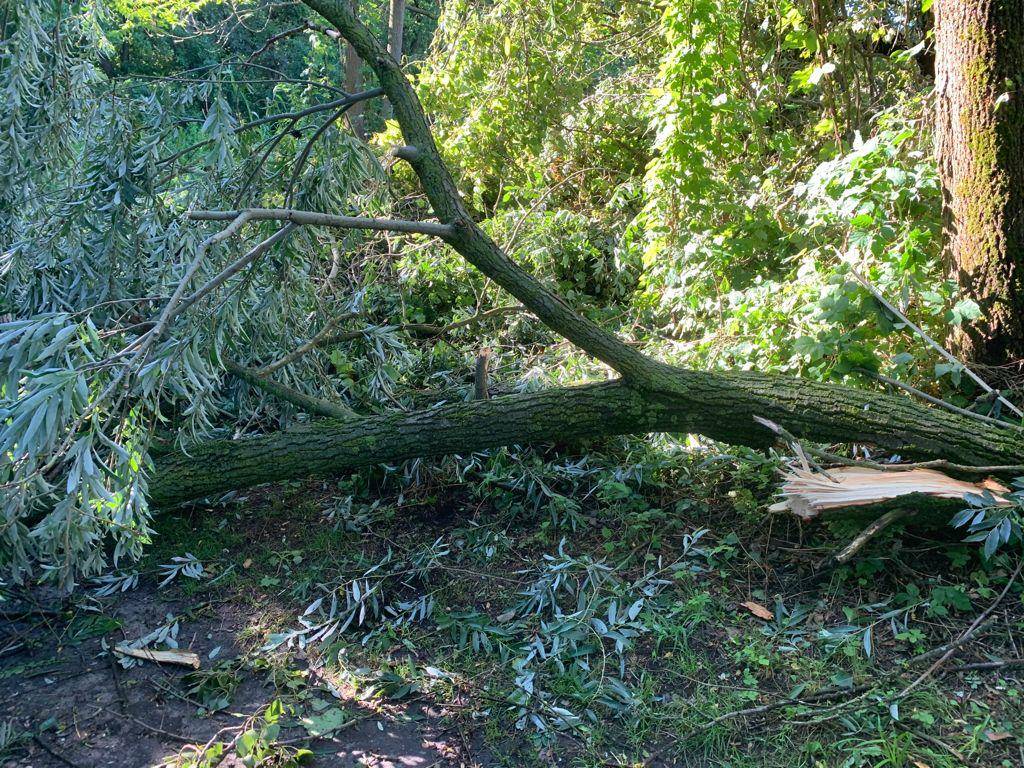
[935,0,1024,364]
[344,0,367,138]
[388,0,406,61]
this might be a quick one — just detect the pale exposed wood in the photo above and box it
[771,466,1010,520]
[114,645,201,669]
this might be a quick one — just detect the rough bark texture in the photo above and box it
[302,0,663,385]
[936,0,1024,363]
[144,1,1024,511]
[150,370,1024,507]
[343,0,366,138]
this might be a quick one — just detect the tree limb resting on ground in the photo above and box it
[147,1,1024,512]
[150,370,1024,507]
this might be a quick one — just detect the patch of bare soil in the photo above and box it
[1,584,482,767]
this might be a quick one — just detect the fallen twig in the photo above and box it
[898,559,1023,698]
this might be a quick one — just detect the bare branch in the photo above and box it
[851,267,1023,419]
[188,208,454,238]
[246,21,341,62]
[868,370,1015,430]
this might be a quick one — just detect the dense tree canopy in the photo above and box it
[1,0,1021,594]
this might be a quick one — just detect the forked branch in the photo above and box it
[301,0,663,384]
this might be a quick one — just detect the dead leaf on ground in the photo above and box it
[740,601,773,620]
[985,730,1012,742]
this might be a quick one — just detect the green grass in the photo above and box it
[143,450,1024,767]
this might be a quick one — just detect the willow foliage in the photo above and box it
[0,1,392,588]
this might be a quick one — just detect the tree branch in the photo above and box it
[187,208,454,238]
[315,305,528,347]
[150,368,1024,508]
[246,21,341,62]
[178,225,297,317]
[223,358,357,420]
[158,87,385,167]
[258,311,363,375]
[300,0,663,384]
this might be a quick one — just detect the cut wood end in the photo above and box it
[773,466,1010,520]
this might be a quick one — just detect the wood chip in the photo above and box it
[740,601,773,620]
[114,644,201,669]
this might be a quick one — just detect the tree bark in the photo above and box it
[149,370,1024,508]
[303,0,662,386]
[388,0,406,61]
[147,1,1024,512]
[343,0,366,138]
[935,0,1024,364]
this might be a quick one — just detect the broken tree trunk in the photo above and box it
[149,371,1024,507]
[771,465,1010,520]
[146,2,1024,511]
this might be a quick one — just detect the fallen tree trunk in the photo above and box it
[146,2,1023,511]
[150,368,1024,507]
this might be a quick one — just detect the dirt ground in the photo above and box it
[1,584,483,768]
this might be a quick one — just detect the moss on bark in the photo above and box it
[150,369,1024,508]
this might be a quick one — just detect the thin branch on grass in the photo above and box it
[898,559,1024,698]
[832,508,911,564]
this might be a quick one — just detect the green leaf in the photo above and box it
[236,730,258,758]
[300,707,348,737]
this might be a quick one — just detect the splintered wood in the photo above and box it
[771,466,1010,520]
[114,644,201,669]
